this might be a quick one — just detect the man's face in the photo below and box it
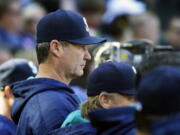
[61,43,91,79]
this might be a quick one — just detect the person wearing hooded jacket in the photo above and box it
[136,66,180,135]
[11,9,106,135]
[0,58,37,135]
[47,61,137,135]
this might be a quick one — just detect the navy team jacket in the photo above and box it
[47,106,136,135]
[0,115,16,135]
[89,107,136,135]
[150,113,180,135]
[11,78,80,135]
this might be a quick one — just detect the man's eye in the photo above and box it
[81,46,87,50]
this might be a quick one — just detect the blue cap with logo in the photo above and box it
[137,66,180,115]
[87,61,137,96]
[37,9,106,44]
[0,58,37,88]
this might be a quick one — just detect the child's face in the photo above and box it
[107,93,136,108]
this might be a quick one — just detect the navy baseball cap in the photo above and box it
[137,66,180,115]
[0,58,37,88]
[87,61,137,96]
[37,9,106,44]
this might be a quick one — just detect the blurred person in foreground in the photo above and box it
[136,66,180,135]
[11,9,106,135]
[48,62,137,135]
[0,58,37,135]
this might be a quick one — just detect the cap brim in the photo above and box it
[118,88,137,95]
[66,36,106,45]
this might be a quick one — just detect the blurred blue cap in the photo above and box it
[0,58,37,88]
[137,66,180,115]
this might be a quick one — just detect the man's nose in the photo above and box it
[85,49,91,60]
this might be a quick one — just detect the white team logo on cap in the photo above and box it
[83,17,90,33]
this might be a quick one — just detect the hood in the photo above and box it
[89,107,136,135]
[151,113,180,135]
[11,78,74,124]
[47,123,96,135]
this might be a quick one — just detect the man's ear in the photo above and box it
[4,86,12,98]
[49,40,63,57]
[4,86,14,106]
[98,93,112,109]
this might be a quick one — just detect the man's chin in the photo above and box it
[73,71,84,78]
[78,71,84,77]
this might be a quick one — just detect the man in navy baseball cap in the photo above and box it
[11,9,106,135]
[138,66,180,115]
[82,61,137,120]
[0,58,37,135]
[136,66,180,135]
